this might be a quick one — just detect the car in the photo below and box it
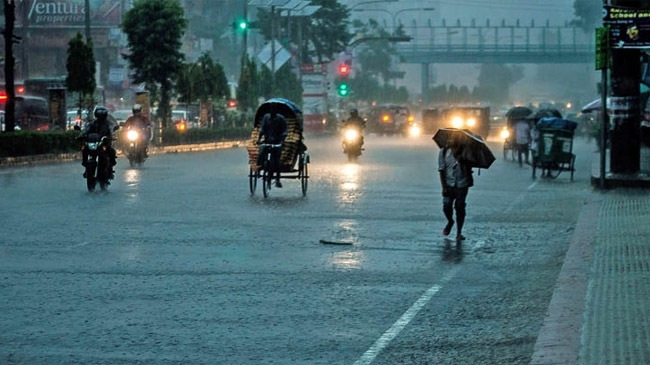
[172,109,199,128]
[67,109,89,130]
[368,105,414,135]
[111,109,133,126]
[2,95,51,130]
[431,106,491,139]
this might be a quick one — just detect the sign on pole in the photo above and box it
[595,26,610,70]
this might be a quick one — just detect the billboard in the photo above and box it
[19,0,121,28]
[604,5,650,49]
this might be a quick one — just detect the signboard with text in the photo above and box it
[603,6,650,49]
[18,0,121,28]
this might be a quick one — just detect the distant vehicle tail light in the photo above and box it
[382,114,390,122]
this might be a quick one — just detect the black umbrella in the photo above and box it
[433,128,496,169]
[533,108,562,120]
[505,106,533,120]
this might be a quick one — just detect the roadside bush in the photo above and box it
[0,131,80,157]
[160,126,251,146]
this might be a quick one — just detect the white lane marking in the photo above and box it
[353,266,460,365]
[503,181,537,214]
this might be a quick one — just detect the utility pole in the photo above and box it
[608,0,646,173]
[85,0,91,41]
[3,0,17,132]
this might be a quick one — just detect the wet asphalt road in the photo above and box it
[0,134,595,364]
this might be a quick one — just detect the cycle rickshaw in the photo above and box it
[531,117,577,181]
[246,98,310,198]
[502,106,533,161]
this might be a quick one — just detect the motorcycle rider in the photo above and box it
[342,109,366,130]
[79,106,117,177]
[123,103,151,156]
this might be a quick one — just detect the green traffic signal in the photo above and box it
[239,21,248,30]
[337,82,349,97]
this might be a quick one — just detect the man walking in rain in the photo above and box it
[438,136,473,241]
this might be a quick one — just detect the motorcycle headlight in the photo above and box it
[467,118,477,127]
[344,128,359,142]
[127,130,139,141]
[500,127,511,139]
[451,116,463,128]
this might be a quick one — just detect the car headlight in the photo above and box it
[500,127,510,139]
[409,123,421,137]
[467,118,476,127]
[127,130,139,141]
[344,128,359,142]
[451,116,463,128]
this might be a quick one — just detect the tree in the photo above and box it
[121,0,187,128]
[274,64,303,104]
[66,32,96,115]
[572,0,601,32]
[256,0,352,62]
[472,64,524,105]
[352,19,400,83]
[236,56,255,112]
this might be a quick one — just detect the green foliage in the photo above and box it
[237,56,259,112]
[472,64,524,105]
[259,65,273,100]
[66,32,96,109]
[256,0,352,62]
[160,127,251,146]
[121,0,187,127]
[273,64,303,104]
[348,71,408,103]
[0,131,79,157]
[351,19,402,83]
[176,53,230,105]
[572,0,602,32]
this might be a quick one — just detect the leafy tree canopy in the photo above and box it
[121,0,187,126]
[66,32,96,96]
[256,0,352,62]
[572,0,601,32]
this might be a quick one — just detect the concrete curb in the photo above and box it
[0,140,246,169]
[530,195,602,365]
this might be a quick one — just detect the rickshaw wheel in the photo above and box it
[262,169,271,198]
[249,166,258,195]
[547,163,562,179]
[300,157,309,196]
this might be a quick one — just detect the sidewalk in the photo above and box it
[531,188,650,364]
[0,140,244,168]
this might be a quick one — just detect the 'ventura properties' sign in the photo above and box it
[20,0,121,28]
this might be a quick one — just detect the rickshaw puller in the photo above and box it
[257,108,288,188]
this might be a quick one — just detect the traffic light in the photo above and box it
[337,64,350,77]
[336,61,352,98]
[238,20,248,31]
[337,82,349,97]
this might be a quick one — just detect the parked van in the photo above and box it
[2,95,50,130]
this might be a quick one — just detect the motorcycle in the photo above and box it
[342,124,364,161]
[123,126,149,167]
[82,133,114,192]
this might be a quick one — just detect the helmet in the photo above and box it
[94,106,109,120]
[132,103,143,113]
